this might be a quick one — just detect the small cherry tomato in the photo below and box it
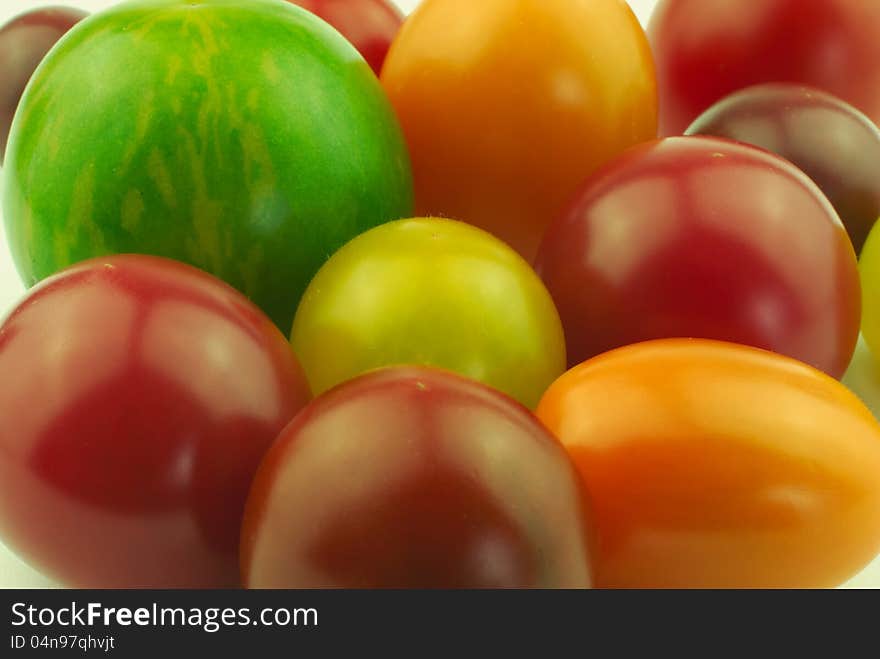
[291,218,566,409]
[0,6,87,163]
[0,255,311,588]
[649,0,880,136]
[288,0,402,75]
[687,84,880,254]
[242,366,593,588]
[535,136,860,378]
[381,0,657,260]
[536,339,880,589]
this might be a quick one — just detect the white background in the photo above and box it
[1,0,878,588]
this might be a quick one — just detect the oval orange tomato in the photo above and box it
[536,339,880,588]
[380,0,657,260]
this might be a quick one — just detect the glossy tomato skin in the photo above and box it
[381,0,657,260]
[535,136,860,378]
[291,218,565,409]
[289,0,402,75]
[0,6,87,163]
[0,255,311,588]
[687,84,880,254]
[649,0,880,136]
[242,367,593,588]
[537,339,880,588]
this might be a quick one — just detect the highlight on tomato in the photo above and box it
[242,366,594,589]
[535,136,861,378]
[0,255,311,588]
[536,339,880,589]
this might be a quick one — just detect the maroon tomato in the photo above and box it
[0,255,311,588]
[687,84,880,254]
[241,367,593,588]
[289,0,402,75]
[648,0,880,136]
[535,136,860,378]
[0,6,87,163]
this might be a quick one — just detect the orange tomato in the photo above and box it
[536,339,880,588]
[380,0,657,260]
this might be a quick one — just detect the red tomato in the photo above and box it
[535,136,861,378]
[0,6,87,163]
[687,84,880,254]
[649,0,880,136]
[289,0,402,75]
[242,367,593,588]
[381,0,657,260]
[536,339,880,588]
[0,255,311,588]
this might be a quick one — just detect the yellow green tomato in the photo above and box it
[860,220,880,355]
[291,218,566,408]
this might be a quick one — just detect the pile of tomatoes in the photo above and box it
[2,0,880,589]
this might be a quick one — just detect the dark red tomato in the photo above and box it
[649,0,880,136]
[0,6,87,163]
[289,0,402,75]
[687,84,880,254]
[535,136,861,378]
[241,367,593,588]
[0,255,311,588]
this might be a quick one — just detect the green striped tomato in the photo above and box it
[2,0,413,331]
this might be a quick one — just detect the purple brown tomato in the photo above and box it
[535,136,861,378]
[687,84,880,254]
[0,6,87,163]
[241,367,594,589]
[0,255,311,588]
